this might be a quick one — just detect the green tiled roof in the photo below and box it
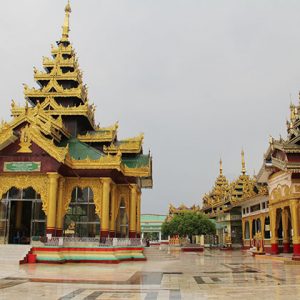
[62,138,105,160]
[141,214,167,222]
[122,155,150,168]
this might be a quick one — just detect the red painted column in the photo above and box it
[100,230,109,238]
[293,244,300,260]
[46,228,56,235]
[56,229,63,237]
[283,243,290,253]
[271,243,279,255]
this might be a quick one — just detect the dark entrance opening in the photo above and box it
[9,201,32,244]
[0,187,46,244]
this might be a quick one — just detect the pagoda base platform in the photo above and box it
[22,246,146,264]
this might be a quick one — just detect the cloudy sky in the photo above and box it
[0,0,299,214]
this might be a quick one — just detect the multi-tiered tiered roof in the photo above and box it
[259,94,300,180]
[202,152,267,217]
[0,1,152,186]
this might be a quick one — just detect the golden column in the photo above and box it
[241,219,245,246]
[260,215,265,251]
[46,172,60,236]
[101,178,111,238]
[290,201,300,258]
[260,215,265,240]
[269,206,279,254]
[282,207,290,253]
[136,191,141,238]
[109,184,117,237]
[129,185,138,238]
[56,177,65,237]
[249,218,253,244]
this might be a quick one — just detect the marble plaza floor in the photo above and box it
[0,246,300,299]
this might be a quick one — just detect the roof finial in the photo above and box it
[61,0,72,42]
[219,158,223,176]
[241,149,246,175]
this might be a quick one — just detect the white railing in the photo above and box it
[42,237,146,247]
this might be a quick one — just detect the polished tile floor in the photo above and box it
[1,247,300,299]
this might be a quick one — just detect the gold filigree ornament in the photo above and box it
[17,125,32,153]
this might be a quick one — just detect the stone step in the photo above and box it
[0,245,32,263]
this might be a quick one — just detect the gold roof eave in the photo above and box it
[24,85,87,102]
[0,128,18,151]
[77,123,118,143]
[65,154,123,171]
[34,69,82,84]
[123,166,151,177]
[9,105,71,141]
[42,56,77,69]
[103,133,144,154]
[51,44,73,56]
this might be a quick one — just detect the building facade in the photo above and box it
[241,194,270,251]
[140,214,167,241]
[202,153,268,248]
[0,2,152,244]
[258,100,300,259]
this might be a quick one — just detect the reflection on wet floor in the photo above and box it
[1,248,300,299]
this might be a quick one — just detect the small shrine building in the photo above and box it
[0,2,152,245]
[202,152,267,248]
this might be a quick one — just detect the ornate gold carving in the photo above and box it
[118,185,130,219]
[11,97,95,127]
[51,44,73,56]
[202,159,230,209]
[62,178,102,219]
[123,165,151,177]
[10,101,69,140]
[34,66,82,83]
[0,175,49,214]
[104,133,144,154]
[17,125,32,153]
[0,128,17,151]
[66,153,122,170]
[78,122,118,143]
[24,81,87,101]
[29,125,68,162]
[269,184,295,205]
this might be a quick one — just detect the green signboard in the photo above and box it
[4,162,41,172]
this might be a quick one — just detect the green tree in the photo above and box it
[161,211,216,242]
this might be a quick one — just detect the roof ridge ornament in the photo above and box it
[61,0,72,43]
[241,149,246,175]
[219,158,223,176]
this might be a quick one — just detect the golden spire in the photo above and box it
[219,158,223,176]
[61,0,72,42]
[241,149,246,175]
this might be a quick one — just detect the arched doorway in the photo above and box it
[116,198,128,238]
[245,221,250,239]
[264,217,270,239]
[63,187,99,237]
[0,187,46,244]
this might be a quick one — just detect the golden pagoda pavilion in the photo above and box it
[258,95,300,259]
[202,152,267,248]
[0,1,152,245]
